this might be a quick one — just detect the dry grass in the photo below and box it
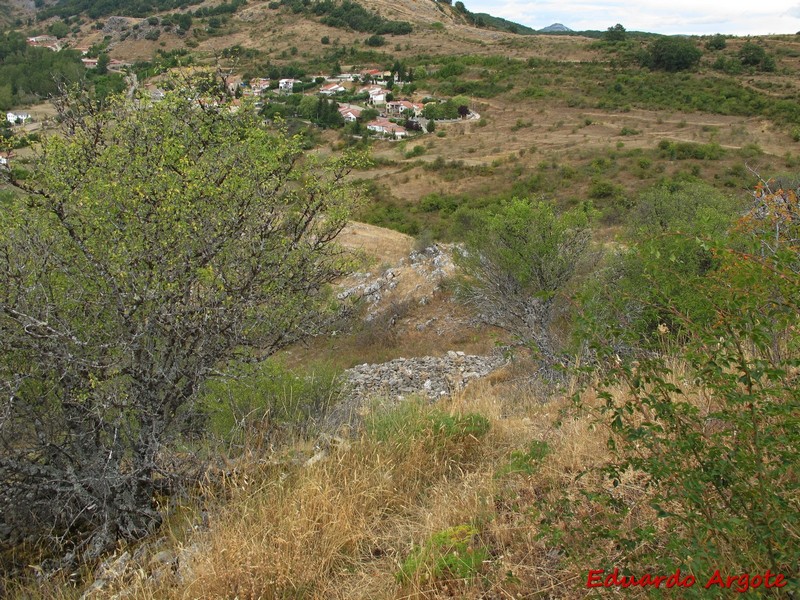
[57,365,617,600]
[14,355,751,600]
[338,222,414,266]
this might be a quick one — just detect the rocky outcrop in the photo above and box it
[324,350,507,431]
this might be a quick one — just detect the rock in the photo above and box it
[324,350,507,432]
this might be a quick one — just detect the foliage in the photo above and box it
[642,36,703,71]
[656,139,725,160]
[495,440,550,477]
[398,524,489,585]
[264,96,344,129]
[367,401,490,464]
[580,187,799,583]
[422,96,469,120]
[738,42,776,72]
[454,198,592,358]
[704,33,727,51]
[39,0,203,19]
[47,20,70,38]
[193,0,245,18]
[364,34,385,47]
[202,359,342,443]
[0,32,84,109]
[580,179,745,346]
[279,0,412,35]
[0,82,364,563]
[603,23,627,42]
[469,13,537,35]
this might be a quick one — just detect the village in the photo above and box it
[213,65,479,139]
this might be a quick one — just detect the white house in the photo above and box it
[278,78,301,92]
[249,78,271,95]
[359,86,387,106]
[386,100,423,117]
[366,118,407,138]
[319,82,346,96]
[6,112,31,125]
[338,104,362,122]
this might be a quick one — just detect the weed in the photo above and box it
[397,524,489,585]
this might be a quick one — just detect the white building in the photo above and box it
[6,112,31,125]
[278,78,301,92]
[366,118,407,138]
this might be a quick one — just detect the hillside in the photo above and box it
[1,0,799,597]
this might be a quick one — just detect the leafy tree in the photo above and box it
[47,20,70,38]
[579,180,745,348]
[603,23,626,42]
[0,82,364,561]
[454,198,591,360]
[704,33,726,50]
[95,51,109,74]
[298,93,320,118]
[642,36,702,71]
[738,41,776,71]
[0,84,12,111]
[365,34,386,47]
[0,33,84,105]
[360,107,379,122]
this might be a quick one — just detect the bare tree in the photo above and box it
[0,80,365,564]
[454,198,592,362]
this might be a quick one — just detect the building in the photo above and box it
[338,104,362,122]
[278,78,301,92]
[366,118,407,138]
[386,100,423,117]
[319,82,346,96]
[6,112,31,125]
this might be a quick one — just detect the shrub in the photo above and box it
[738,41,776,71]
[603,23,626,42]
[704,33,727,50]
[642,36,702,71]
[398,524,488,585]
[365,34,386,47]
[454,198,592,359]
[0,82,363,562]
[570,178,799,589]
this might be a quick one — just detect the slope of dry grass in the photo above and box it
[11,360,651,600]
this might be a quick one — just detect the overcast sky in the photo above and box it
[465,0,800,35]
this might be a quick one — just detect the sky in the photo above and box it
[465,0,800,35]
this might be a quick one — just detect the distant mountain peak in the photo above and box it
[539,23,573,33]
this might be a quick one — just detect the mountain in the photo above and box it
[538,23,572,33]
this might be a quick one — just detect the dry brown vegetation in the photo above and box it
[16,353,713,600]
[13,364,612,599]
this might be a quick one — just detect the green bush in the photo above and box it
[404,144,426,159]
[364,34,386,47]
[704,33,726,51]
[738,41,776,71]
[398,524,488,585]
[202,360,343,441]
[496,440,550,477]
[572,180,799,588]
[657,139,725,160]
[642,36,702,71]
